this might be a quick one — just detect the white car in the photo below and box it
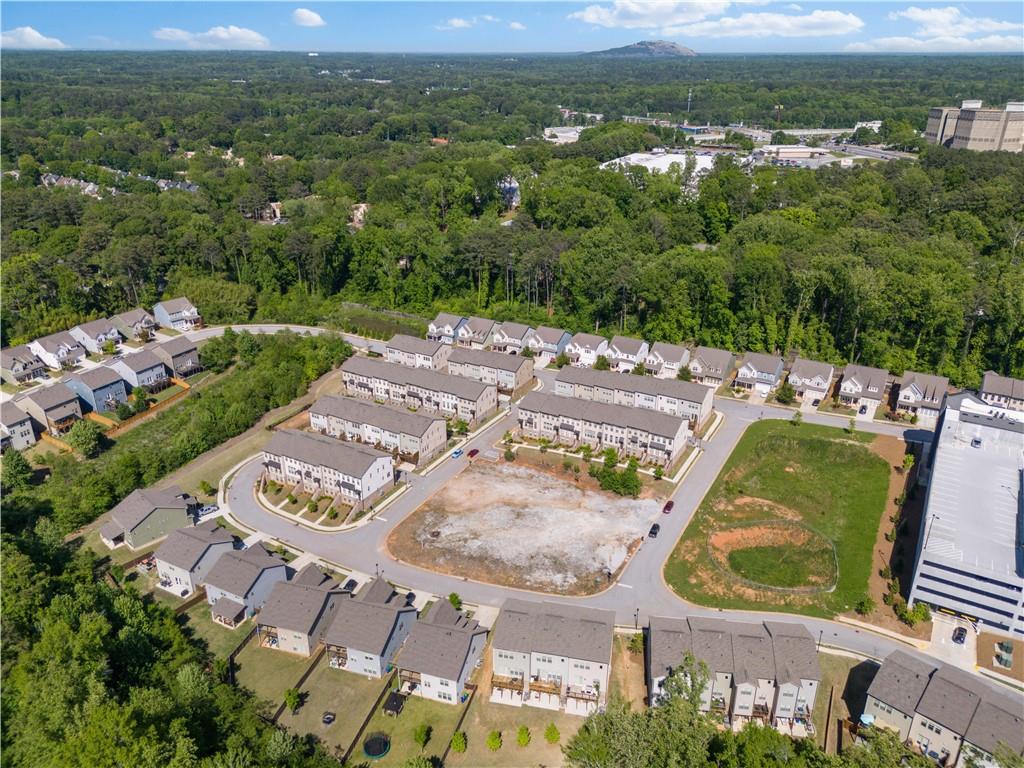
[197,504,219,518]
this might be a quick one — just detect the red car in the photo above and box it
[662,500,675,514]
[468,449,479,458]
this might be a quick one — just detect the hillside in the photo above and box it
[586,40,698,57]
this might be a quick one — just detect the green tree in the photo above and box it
[544,723,560,744]
[403,757,433,768]
[283,687,302,714]
[504,447,516,462]
[676,367,693,381]
[790,411,803,427]
[65,419,105,458]
[413,723,431,750]
[131,386,149,414]
[2,448,34,491]
[855,597,875,616]
[517,725,531,747]
[450,730,467,753]
[775,380,796,405]
[902,453,916,473]
[631,361,646,375]
[555,351,570,368]
[448,592,463,610]
[628,633,644,655]
[487,730,502,752]
[594,355,610,371]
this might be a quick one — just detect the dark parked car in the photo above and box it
[859,405,868,415]
[952,627,967,645]
[811,398,821,407]
[468,448,479,458]
[322,711,336,725]
[648,524,661,539]
[663,500,674,514]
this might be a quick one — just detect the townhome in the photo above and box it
[863,651,937,741]
[554,366,714,427]
[256,565,346,656]
[979,371,1024,412]
[897,371,950,421]
[448,347,534,394]
[65,366,128,413]
[687,617,737,716]
[908,664,985,765]
[153,296,201,331]
[645,342,691,379]
[341,356,498,425]
[524,326,572,366]
[153,337,201,377]
[517,391,689,466]
[396,600,487,705]
[385,334,451,371]
[490,599,614,716]
[99,486,198,550]
[491,322,533,355]
[565,333,609,368]
[29,331,86,370]
[204,543,289,628]
[455,316,497,349]
[764,622,820,730]
[608,335,650,372]
[69,318,122,355]
[262,429,394,509]
[688,347,735,388]
[838,364,890,408]
[16,383,83,436]
[111,307,158,342]
[0,345,48,385]
[787,358,835,403]
[958,695,1024,768]
[324,577,417,677]
[109,350,170,391]
[154,520,234,596]
[730,623,779,726]
[735,353,785,395]
[309,395,447,465]
[427,312,467,345]
[1,402,37,451]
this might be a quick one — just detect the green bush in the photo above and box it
[487,730,502,752]
[855,597,875,616]
[504,447,516,462]
[544,723,560,744]
[450,730,467,753]
[413,723,431,750]
[448,592,463,611]
[628,632,644,654]
[517,726,531,747]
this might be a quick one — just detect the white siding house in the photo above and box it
[565,333,609,368]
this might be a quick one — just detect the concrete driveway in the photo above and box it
[929,613,978,671]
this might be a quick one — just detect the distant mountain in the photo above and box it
[586,40,698,58]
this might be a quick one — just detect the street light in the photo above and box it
[375,562,379,577]
[634,608,640,630]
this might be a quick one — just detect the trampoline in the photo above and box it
[363,733,391,760]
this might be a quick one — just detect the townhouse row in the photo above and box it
[384,334,535,393]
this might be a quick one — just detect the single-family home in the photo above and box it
[108,350,169,391]
[324,577,417,677]
[565,333,609,368]
[256,565,346,656]
[154,520,234,596]
[16,383,82,435]
[310,395,447,465]
[99,485,198,550]
[111,307,158,342]
[958,695,1024,768]
[396,600,487,705]
[839,364,890,409]
[69,318,122,355]
[427,313,467,345]
[153,296,202,331]
[385,334,451,370]
[153,337,201,377]
[608,335,650,373]
[896,371,949,421]
[863,650,936,741]
[0,345,48,385]
[787,358,835,403]
[65,366,128,413]
[490,599,614,716]
[979,371,1024,412]
[1,402,36,451]
[204,542,289,628]
[455,316,497,349]
[262,429,395,509]
[735,353,785,395]
[689,347,735,388]
[447,347,534,394]
[28,331,86,370]
[524,326,572,366]
[491,322,533,355]
[645,342,691,379]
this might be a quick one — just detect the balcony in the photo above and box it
[327,646,349,668]
[565,685,599,703]
[491,674,525,692]
[260,628,280,649]
[529,677,562,696]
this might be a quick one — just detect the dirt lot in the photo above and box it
[610,634,648,710]
[388,462,660,594]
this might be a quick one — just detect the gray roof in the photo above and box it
[211,596,245,621]
[492,598,615,664]
[108,485,194,533]
[154,520,233,571]
[789,357,834,383]
[357,576,399,606]
[74,318,120,338]
[518,390,686,439]
[649,342,689,364]
[449,347,531,373]
[687,617,737,674]
[495,322,532,341]
[19,382,80,412]
[764,622,820,684]
[264,429,391,477]
[899,370,949,405]
[841,364,889,393]
[1,401,31,428]
[610,335,646,356]
[555,366,711,405]
[396,600,485,680]
[430,312,465,330]
[155,296,196,314]
[461,316,496,338]
[387,334,444,357]
[258,565,341,635]
[738,352,784,376]
[964,697,1024,756]
[33,331,82,354]
[866,650,936,715]
[311,394,442,437]
[324,578,412,653]
[916,664,987,734]
[204,543,285,598]
[157,336,198,357]
[981,371,1024,401]
[730,623,776,684]
[1,345,45,372]
[115,350,165,373]
[112,307,156,327]
[342,356,491,401]
[569,332,608,350]
[692,346,734,376]
[68,365,124,391]
[528,326,570,345]
[648,615,692,680]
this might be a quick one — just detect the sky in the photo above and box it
[1,1,1022,54]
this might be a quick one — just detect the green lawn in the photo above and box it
[151,383,186,404]
[160,427,274,499]
[813,653,878,752]
[446,698,582,768]
[234,643,313,714]
[179,602,248,661]
[215,518,253,540]
[356,687,466,766]
[664,420,886,617]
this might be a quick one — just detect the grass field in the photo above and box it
[356,688,466,766]
[234,643,313,714]
[813,653,878,752]
[664,420,887,617]
[179,602,248,661]
[446,698,582,767]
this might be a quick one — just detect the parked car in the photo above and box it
[662,500,674,514]
[858,405,868,415]
[468,448,479,458]
[197,504,219,518]
[451,448,464,459]
[648,524,661,539]
[811,398,821,407]
[952,627,967,645]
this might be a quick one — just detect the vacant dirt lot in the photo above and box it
[388,462,660,594]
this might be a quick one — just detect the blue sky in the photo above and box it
[2,2,1022,53]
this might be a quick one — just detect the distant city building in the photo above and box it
[925,101,1024,153]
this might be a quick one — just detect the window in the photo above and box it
[440,679,450,687]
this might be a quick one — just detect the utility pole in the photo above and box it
[774,104,784,128]
[687,88,693,113]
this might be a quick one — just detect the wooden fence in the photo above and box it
[270,645,327,723]
[104,378,192,438]
[174,587,208,616]
[342,670,398,766]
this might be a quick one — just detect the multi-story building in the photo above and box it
[325,577,417,678]
[455,316,497,349]
[385,334,451,370]
[523,326,572,366]
[99,485,197,550]
[153,296,202,331]
[341,356,498,424]
[309,394,447,464]
[909,393,1024,638]
[645,342,690,379]
[256,565,346,656]
[111,307,158,342]
[735,353,785,395]
[979,371,1024,412]
[154,519,234,597]
[153,337,201,377]
[447,347,534,393]
[396,601,487,705]
[203,543,288,628]
[689,346,735,388]
[0,345,48,385]
[554,366,713,427]
[926,100,1024,153]
[787,358,835,402]
[427,312,467,345]
[69,318,122,355]
[565,332,609,368]
[838,364,890,409]
[16,382,83,436]
[896,371,949,422]
[108,350,170,391]
[608,335,650,373]
[517,390,689,466]
[65,366,129,413]
[28,331,86,370]
[491,322,533,355]
[0,401,37,451]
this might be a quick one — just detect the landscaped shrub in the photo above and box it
[504,447,516,462]
[413,723,431,750]
[448,592,462,610]
[517,726,531,747]
[544,723,560,744]
[450,731,467,753]
[487,730,502,751]
[654,466,664,479]
[628,632,644,654]
[287,493,297,505]
[855,597,875,616]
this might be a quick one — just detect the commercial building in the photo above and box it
[447,347,534,393]
[385,334,451,371]
[925,100,1024,153]
[908,393,1024,638]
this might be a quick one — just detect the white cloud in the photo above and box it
[569,1,732,29]
[846,34,1023,53]
[888,6,1021,37]
[849,6,1023,52]
[153,25,270,50]
[292,8,326,28]
[509,21,527,31]
[785,3,802,10]
[435,15,506,31]
[480,15,501,23]
[1,26,66,50]
[665,9,863,38]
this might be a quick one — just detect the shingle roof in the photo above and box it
[731,623,776,684]
[342,356,491,401]
[115,350,165,373]
[899,371,949,405]
[866,650,935,715]
[648,615,693,680]
[449,347,531,373]
[34,331,82,354]
[739,352,784,376]
[157,336,198,357]
[112,307,156,327]
[789,357,834,383]
[492,598,614,664]
[610,335,646,356]
[495,322,532,341]
[687,617,737,674]
[460,316,495,338]
[528,326,570,346]
[981,371,1024,401]
[257,565,341,635]
[555,366,711,405]
[204,543,285,598]
[964,697,1024,756]
[311,395,442,438]
[324,578,412,654]
[692,346,734,375]
[387,334,444,357]
[211,596,245,621]
[842,364,890,394]
[108,485,194,533]
[264,429,391,477]
[430,312,466,330]
[764,622,820,684]
[0,401,31,428]
[68,365,124,391]
[518,390,686,439]
[1,345,45,372]
[915,664,986,734]
[19,382,79,411]
[155,297,196,314]
[649,342,689,364]
[396,600,485,681]
[75,318,119,338]
[569,332,608,350]
[154,520,233,571]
